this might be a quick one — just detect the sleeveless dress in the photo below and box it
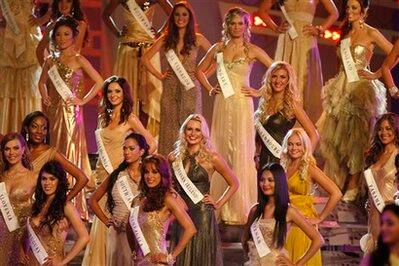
[365,148,399,252]
[31,147,57,177]
[113,0,163,137]
[0,0,42,134]
[82,128,127,266]
[172,154,223,266]
[158,46,202,156]
[285,171,321,266]
[0,172,35,266]
[247,218,289,265]
[256,112,296,168]
[26,218,69,265]
[274,0,322,122]
[317,44,387,189]
[210,47,258,225]
[44,57,91,220]
[107,171,140,265]
[133,204,172,265]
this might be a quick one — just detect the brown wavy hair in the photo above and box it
[164,2,197,55]
[1,132,32,172]
[340,0,370,42]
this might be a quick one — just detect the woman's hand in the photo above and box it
[161,71,174,81]
[42,95,52,107]
[19,251,30,265]
[275,21,289,33]
[302,24,322,37]
[276,254,295,266]
[43,256,65,266]
[106,217,115,228]
[66,96,84,107]
[151,252,168,264]
[209,85,221,96]
[241,86,261,98]
[203,194,219,209]
[358,69,378,80]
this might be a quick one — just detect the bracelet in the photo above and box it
[166,253,175,264]
[208,88,215,96]
[389,86,399,97]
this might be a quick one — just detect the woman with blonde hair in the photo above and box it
[169,114,239,265]
[280,128,341,265]
[254,61,318,168]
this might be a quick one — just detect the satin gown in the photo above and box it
[82,127,127,266]
[210,49,257,225]
[274,0,323,122]
[172,154,223,266]
[113,0,163,137]
[158,46,202,156]
[317,44,387,189]
[247,218,289,265]
[44,57,91,220]
[31,147,57,177]
[0,0,42,134]
[285,171,321,266]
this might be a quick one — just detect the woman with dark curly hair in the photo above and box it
[20,161,89,265]
[127,154,196,265]
[82,76,155,266]
[36,0,88,65]
[141,1,211,155]
[361,203,399,266]
[0,133,35,264]
[21,111,88,202]
[89,133,149,265]
[362,113,399,253]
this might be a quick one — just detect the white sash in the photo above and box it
[172,161,204,204]
[95,129,114,174]
[0,182,19,232]
[364,169,385,213]
[250,218,271,258]
[165,49,195,90]
[255,120,282,158]
[116,175,137,209]
[125,0,154,39]
[216,52,235,98]
[48,65,74,101]
[280,5,298,40]
[129,206,150,256]
[0,0,20,35]
[27,219,49,265]
[340,38,360,83]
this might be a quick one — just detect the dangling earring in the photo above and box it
[44,136,47,144]
[359,18,364,28]
[25,133,29,142]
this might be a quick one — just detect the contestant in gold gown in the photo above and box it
[0,0,42,134]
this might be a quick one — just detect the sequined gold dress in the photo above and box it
[44,57,91,220]
[365,148,399,252]
[31,146,57,177]
[26,218,68,265]
[107,171,140,265]
[158,46,202,155]
[317,44,387,189]
[0,172,35,266]
[0,0,42,134]
[285,171,321,266]
[210,48,258,225]
[247,218,288,265]
[113,0,163,137]
[274,0,322,122]
[133,203,172,266]
[82,127,129,266]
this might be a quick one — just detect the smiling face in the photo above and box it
[27,116,48,144]
[228,15,246,39]
[287,133,304,159]
[184,119,203,146]
[346,0,365,23]
[55,25,75,50]
[3,139,24,166]
[173,5,190,29]
[41,171,59,196]
[380,210,399,246]
[270,67,289,94]
[378,119,396,146]
[123,138,143,164]
[259,170,275,196]
[58,0,73,16]
[106,82,124,107]
[143,163,161,188]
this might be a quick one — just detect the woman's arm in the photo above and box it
[74,21,87,53]
[258,0,288,33]
[241,205,258,255]
[303,0,338,36]
[251,44,273,68]
[382,40,399,93]
[102,0,122,38]
[141,36,166,81]
[293,102,319,151]
[38,58,51,106]
[89,176,112,226]
[196,33,214,77]
[196,43,219,94]
[54,152,88,201]
[59,202,90,265]
[204,152,239,209]
[308,164,342,223]
[128,114,157,154]
[284,206,324,266]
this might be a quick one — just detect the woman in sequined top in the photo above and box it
[127,154,196,265]
[20,161,89,265]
